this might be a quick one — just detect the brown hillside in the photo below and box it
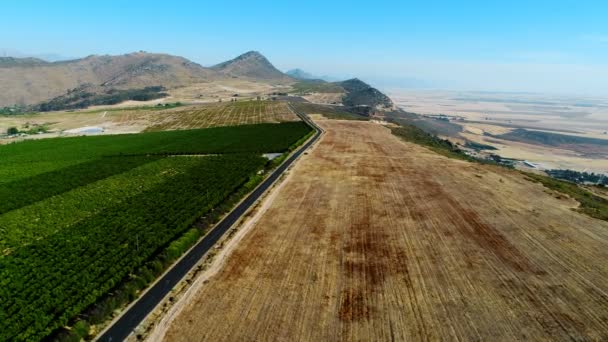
[211,51,293,82]
[0,52,216,106]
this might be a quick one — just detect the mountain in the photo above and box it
[0,52,216,106]
[337,78,394,109]
[0,51,394,111]
[291,77,394,111]
[0,50,295,107]
[211,51,291,81]
[0,57,50,68]
[286,68,336,82]
[286,68,317,80]
[0,48,76,62]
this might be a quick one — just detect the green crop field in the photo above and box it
[0,121,312,341]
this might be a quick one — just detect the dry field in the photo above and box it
[459,129,608,172]
[168,78,292,103]
[157,119,608,341]
[144,101,298,131]
[303,92,344,105]
[0,101,299,143]
[388,90,608,133]
[388,89,608,173]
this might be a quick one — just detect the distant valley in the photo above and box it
[389,89,608,174]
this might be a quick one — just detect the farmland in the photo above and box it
[144,101,299,131]
[0,121,310,181]
[0,121,312,341]
[160,118,608,341]
[389,89,608,173]
[0,100,300,140]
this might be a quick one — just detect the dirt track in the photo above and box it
[159,119,608,341]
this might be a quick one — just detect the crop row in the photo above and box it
[0,154,266,340]
[145,101,298,131]
[0,122,311,164]
[0,159,88,185]
[0,157,201,251]
[0,156,158,215]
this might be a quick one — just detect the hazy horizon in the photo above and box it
[3,0,607,96]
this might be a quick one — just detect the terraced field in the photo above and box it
[160,119,608,341]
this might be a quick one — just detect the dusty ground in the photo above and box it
[389,89,608,173]
[459,130,608,172]
[303,93,344,105]
[388,90,608,133]
[156,118,608,341]
[168,79,291,103]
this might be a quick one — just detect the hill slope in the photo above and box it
[0,57,50,68]
[337,78,393,108]
[286,68,318,80]
[0,52,216,107]
[211,51,292,82]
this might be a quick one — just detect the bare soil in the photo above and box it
[159,119,608,341]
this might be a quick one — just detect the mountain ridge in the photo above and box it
[286,68,335,82]
[0,51,294,107]
[0,52,218,106]
[0,51,392,111]
[211,51,292,81]
[337,78,394,109]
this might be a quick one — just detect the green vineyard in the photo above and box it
[0,121,311,340]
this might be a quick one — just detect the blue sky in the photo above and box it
[2,0,608,94]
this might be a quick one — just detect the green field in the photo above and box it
[0,122,309,185]
[0,122,311,340]
[291,80,345,94]
[290,102,367,121]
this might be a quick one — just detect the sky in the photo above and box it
[2,0,608,95]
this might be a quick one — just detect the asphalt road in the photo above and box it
[97,104,322,341]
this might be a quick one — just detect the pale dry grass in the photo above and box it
[169,79,292,103]
[144,101,299,131]
[0,101,299,143]
[159,119,608,341]
[303,93,344,104]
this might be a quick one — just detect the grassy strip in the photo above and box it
[268,129,315,169]
[291,81,344,94]
[390,121,608,223]
[290,102,367,121]
[390,125,471,161]
[321,111,369,121]
[524,173,608,221]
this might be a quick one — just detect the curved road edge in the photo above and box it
[96,103,322,341]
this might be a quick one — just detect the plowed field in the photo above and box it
[159,119,608,341]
